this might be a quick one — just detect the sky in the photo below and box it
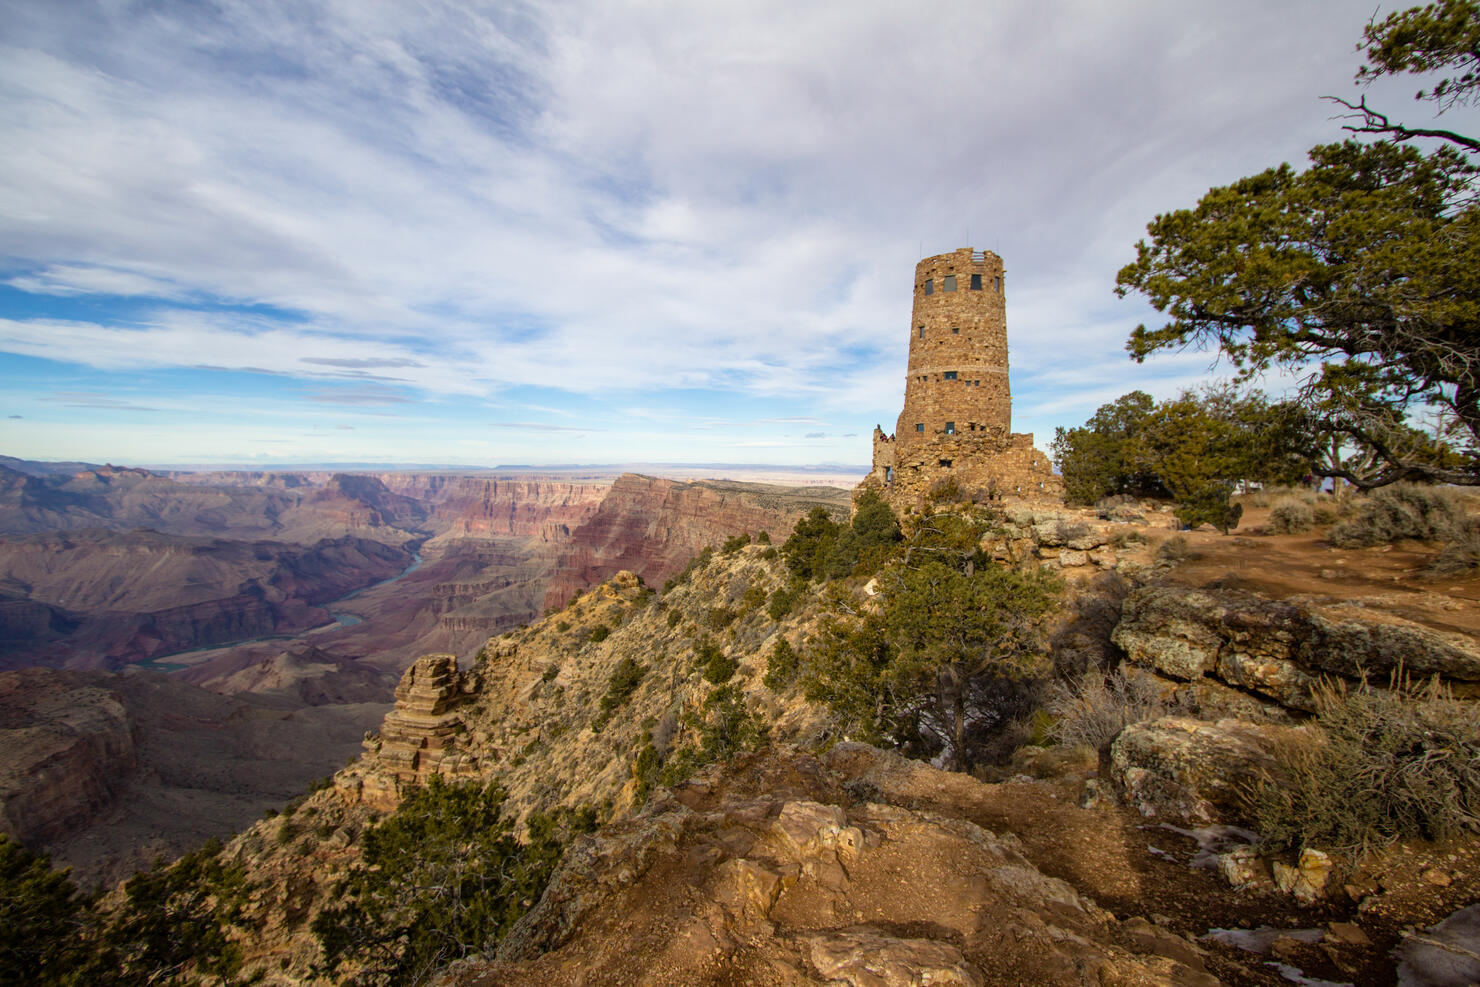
[0,0,1466,470]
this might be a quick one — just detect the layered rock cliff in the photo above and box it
[541,474,851,611]
[0,530,413,669]
[0,665,387,888]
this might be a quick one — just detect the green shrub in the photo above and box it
[666,609,682,628]
[1266,498,1315,534]
[706,607,738,630]
[657,686,770,790]
[593,657,645,731]
[802,555,1058,771]
[757,531,771,544]
[720,532,751,554]
[313,779,592,984]
[555,620,571,632]
[1329,483,1467,547]
[763,638,799,691]
[780,490,900,583]
[76,838,252,984]
[0,836,85,983]
[632,741,660,803]
[739,584,767,613]
[1174,483,1242,533]
[588,624,611,643]
[1244,677,1480,860]
[702,648,738,685]
[767,579,806,621]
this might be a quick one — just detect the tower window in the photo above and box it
[919,326,924,338]
[951,327,959,334]
[943,275,957,291]
[945,421,955,434]
[994,276,1001,292]
[970,273,982,290]
[924,279,933,295]
[915,423,924,432]
[944,371,957,380]
[939,459,953,468]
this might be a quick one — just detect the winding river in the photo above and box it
[134,550,425,673]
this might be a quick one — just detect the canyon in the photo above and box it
[0,457,853,885]
[116,497,1480,986]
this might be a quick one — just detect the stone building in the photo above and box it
[870,247,1060,510]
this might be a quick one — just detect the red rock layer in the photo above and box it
[541,474,847,611]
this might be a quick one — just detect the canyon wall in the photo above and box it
[541,474,851,611]
[0,531,412,669]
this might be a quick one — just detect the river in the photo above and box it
[133,550,424,673]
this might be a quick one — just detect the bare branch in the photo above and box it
[1325,94,1480,152]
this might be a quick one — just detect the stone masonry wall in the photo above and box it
[872,248,1060,511]
[894,248,1010,456]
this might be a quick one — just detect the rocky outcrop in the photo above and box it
[0,667,135,847]
[541,474,850,610]
[981,503,1154,577]
[353,654,479,809]
[460,745,1218,987]
[1113,584,1480,711]
[1109,716,1297,824]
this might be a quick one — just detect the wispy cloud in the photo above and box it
[40,391,159,411]
[303,384,412,405]
[301,357,426,369]
[487,420,604,432]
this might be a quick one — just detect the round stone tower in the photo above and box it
[893,247,1010,455]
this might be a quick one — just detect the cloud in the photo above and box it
[40,391,158,411]
[487,420,603,432]
[6,265,186,299]
[7,414,20,419]
[303,384,412,405]
[0,0,1420,464]
[301,357,426,369]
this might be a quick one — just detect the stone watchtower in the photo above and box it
[870,248,1059,508]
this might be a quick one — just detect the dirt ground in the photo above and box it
[1159,501,1480,639]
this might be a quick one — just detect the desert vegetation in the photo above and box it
[1245,677,1480,860]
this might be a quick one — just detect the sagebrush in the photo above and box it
[1244,677,1480,860]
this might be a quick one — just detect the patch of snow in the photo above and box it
[1204,927,1325,953]
[1159,822,1260,868]
[1264,960,1353,987]
[1396,903,1480,987]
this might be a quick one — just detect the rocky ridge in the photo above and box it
[47,495,1480,984]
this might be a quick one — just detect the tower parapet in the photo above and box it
[870,248,1060,509]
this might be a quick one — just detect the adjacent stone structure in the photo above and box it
[870,248,1060,509]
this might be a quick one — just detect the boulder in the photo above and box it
[1110,716,1296,824]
